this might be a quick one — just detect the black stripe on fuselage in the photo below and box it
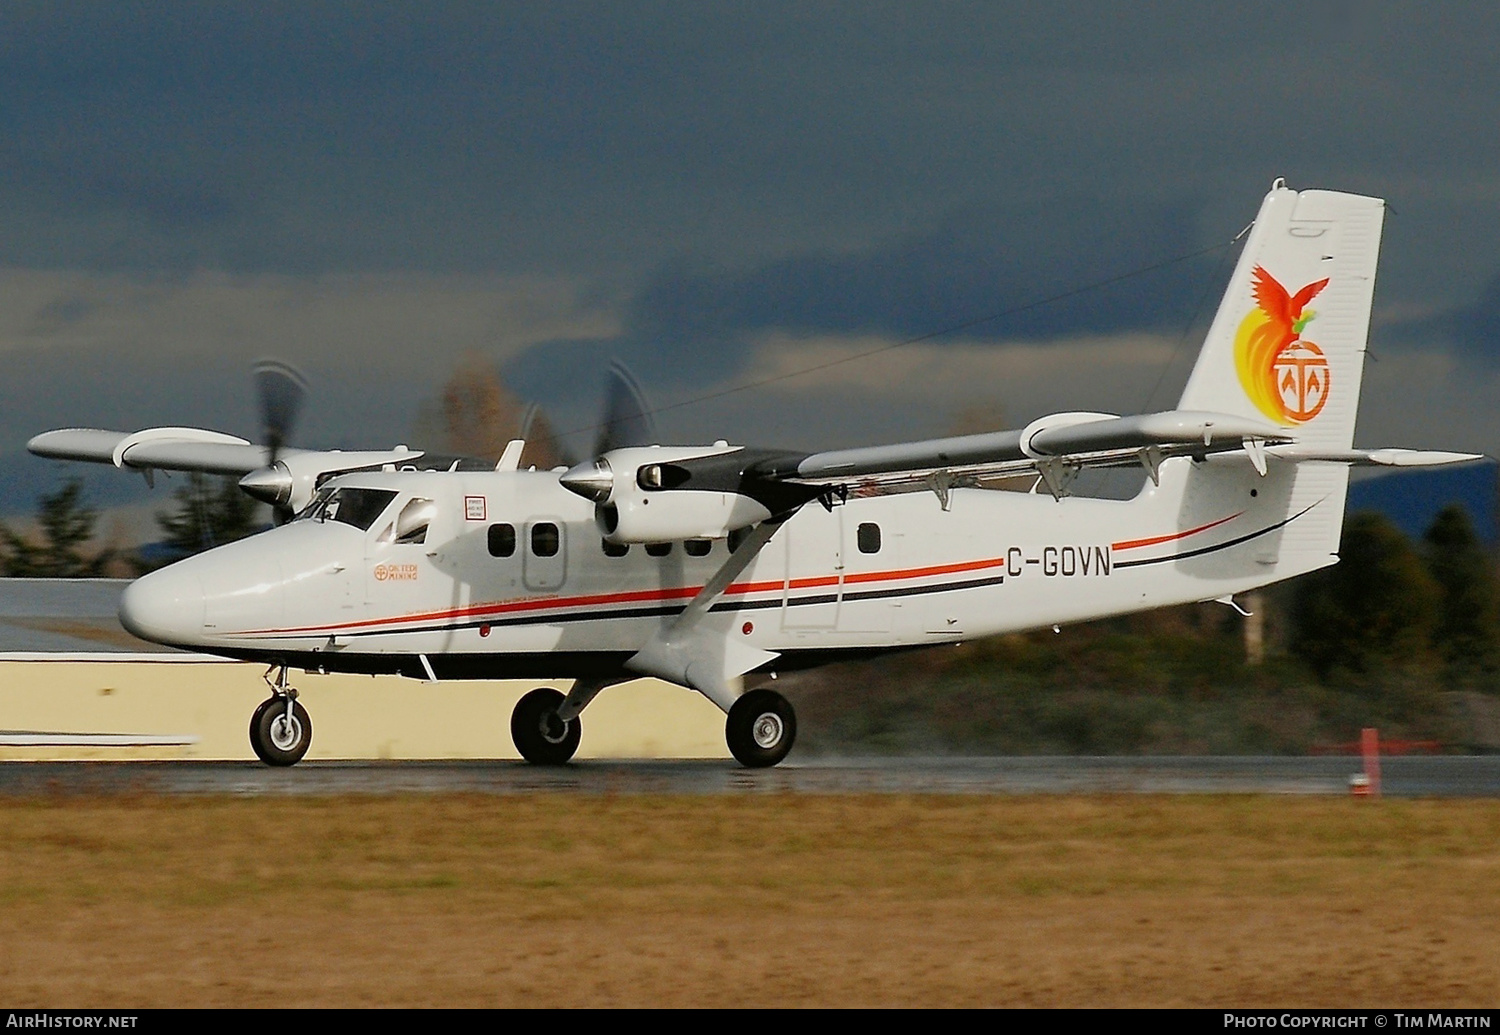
[1111,501,1318,569]
[293,572,1007,640]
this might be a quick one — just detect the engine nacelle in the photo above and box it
[561,444,774,543]
[239,447,426,514]
[598,489,772,543]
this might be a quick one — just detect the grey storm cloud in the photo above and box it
[5,2,1500,517]
[503,193,1222,399]
[4,2,1494,281]
[1426,275,1500,363]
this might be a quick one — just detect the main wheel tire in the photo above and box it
[250,697,312,767]
[726,688,796,768]
[248,697,278,764]
[511,687,581,765]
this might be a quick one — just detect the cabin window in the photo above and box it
[488,523,517,557]
[531,522,560,557]
[645,542,672,557]
[602,538,629,558]
[857,522,881,554]
[684,539,712,557]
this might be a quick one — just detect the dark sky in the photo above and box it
[3,2,1498,520]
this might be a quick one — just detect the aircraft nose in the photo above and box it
[119,567,206,646]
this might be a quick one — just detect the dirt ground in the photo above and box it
[1,794,1497,1007]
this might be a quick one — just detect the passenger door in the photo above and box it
[781,506,843,629]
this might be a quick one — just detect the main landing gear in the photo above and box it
[726,688,796,768]
[508,682,797,769]
[511,687,582,765]
[250,664,313,767]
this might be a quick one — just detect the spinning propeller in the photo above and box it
[595,360,656,456]
[561,361,659,503]
[253,359,309,471]
[238,359,310,520]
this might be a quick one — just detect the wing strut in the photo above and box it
[624,516,788,711]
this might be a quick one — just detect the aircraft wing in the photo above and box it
[29,427,271,474]
[565,406,1487,517]
[757,409,1310,498]
[775,410,1286,482]
[28,425,430,512]
[780,413,1482,494]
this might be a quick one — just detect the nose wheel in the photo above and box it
[726,688,796,768]
[511,687,581,765]
[251,665,312,766]
[250,694,312,766]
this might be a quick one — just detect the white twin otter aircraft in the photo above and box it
[29,183,1482,767]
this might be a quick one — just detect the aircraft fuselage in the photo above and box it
[120,457,1302,682]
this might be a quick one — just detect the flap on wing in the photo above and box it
[1023,410,1290,457]
[779,409,1290,486]
[787,429,1026,480]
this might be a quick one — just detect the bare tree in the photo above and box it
[413,353,567,469]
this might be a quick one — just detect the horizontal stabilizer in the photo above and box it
[1268,447,1488,468]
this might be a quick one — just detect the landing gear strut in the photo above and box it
[250,664,313,767]
[511,687,581,765]
[726,688,796,768]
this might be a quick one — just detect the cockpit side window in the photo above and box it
[299,487,399,531]
[295,486,336,521]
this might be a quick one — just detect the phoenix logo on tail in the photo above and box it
[1235,265,1330,425]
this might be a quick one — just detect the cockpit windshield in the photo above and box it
[295,487,399,531]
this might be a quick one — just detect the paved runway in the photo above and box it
[3,755,1500,796]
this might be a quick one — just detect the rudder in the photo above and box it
[1169,183,1386,583]
[1178,182,1385,454]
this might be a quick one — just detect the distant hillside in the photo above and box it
[1348,463,1497,544]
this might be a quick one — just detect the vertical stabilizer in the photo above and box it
[1178,182,1385,453]
[1165,184,1387,581]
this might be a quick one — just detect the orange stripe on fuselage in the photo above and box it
[241,553,1013,637]
[1111,512,1242,552]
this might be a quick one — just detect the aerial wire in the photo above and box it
[560,234,1241,445]
[1138,225,1248,414]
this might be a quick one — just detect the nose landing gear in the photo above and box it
[251,664,313,766]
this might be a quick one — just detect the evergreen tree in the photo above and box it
[0,479,112,576]
[1423,503,1500,673]
[1291,512,1439,681]
[156,473,263,556]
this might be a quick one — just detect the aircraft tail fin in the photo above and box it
[1164,183,1386,585]
[1178,181,1385,454]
